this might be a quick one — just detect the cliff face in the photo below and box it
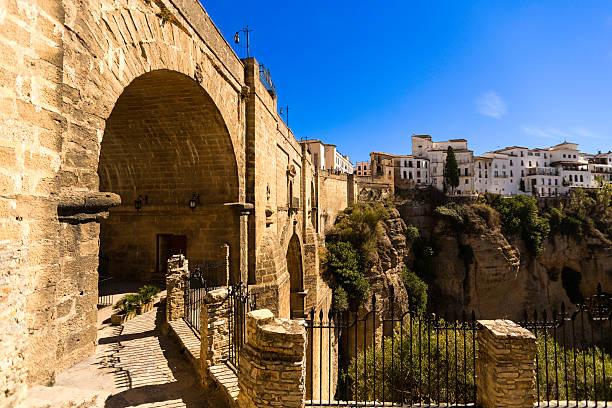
[419,209,612,321]
[360,208,411,318]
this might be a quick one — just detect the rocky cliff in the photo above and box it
[392,198,612,321]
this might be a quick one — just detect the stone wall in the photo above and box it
[476,319,536,408]
[200,288,230,369]
[166,255,188,321]
[237,309,307,408]
[317,170,353,235]
[0,0,354,398]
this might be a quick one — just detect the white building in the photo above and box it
[412,135,474,193]
[301,139,354,174]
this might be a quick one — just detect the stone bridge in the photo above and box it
[0,0,356,402]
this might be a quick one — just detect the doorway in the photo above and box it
[157,234,187,277]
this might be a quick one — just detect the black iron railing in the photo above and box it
[97,275,114,307]
[183,266,217,336]
[520,284,612,407]
[227,281,255,372]
[259,64,276,96]
[306,288,477,406]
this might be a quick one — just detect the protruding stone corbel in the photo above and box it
[57,190,121,224]
[240,85,250,101]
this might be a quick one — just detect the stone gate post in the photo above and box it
[476,319,536,408]
[165,254,188,321]
[200,287,230,374]
[237,309,307,408]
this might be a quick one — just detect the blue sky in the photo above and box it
[203,1,612,162]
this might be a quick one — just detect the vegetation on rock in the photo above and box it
[324,203,391,311]
[400,267,428,313]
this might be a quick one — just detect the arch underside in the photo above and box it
[98,70,241,283]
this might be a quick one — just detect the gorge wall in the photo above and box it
[353,192,612,322]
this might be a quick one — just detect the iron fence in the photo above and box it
[306,288,477,407]
[259,64,276,96]
[520,284,612,407]
[227,281,255,372]
[97,275,114,307]
[183,266,218,336]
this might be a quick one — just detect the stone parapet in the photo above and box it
[237,309,307,408]
[201,287,230,369]
[476,319,536,408]
[166,255,188,322]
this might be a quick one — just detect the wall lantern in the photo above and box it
[189,193,200,210]
[134,195,147,211]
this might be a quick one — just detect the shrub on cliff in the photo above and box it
[401,267,428,313]
[327,202,390,266]
[406,224,420,243]
[487,194,550,256]
[325,241,369,312]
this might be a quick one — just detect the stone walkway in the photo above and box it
[55,306,211,407]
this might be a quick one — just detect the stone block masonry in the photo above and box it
[200,287,230,370]
[476,319,537,408]
[166,254,188,322]
[237,309,307,408]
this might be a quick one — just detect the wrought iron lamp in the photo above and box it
[189,193,200,209]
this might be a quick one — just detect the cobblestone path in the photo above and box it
[56,306,209,407]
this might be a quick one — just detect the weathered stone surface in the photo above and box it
[166,254,188,321]
[237,309,307,408]
[476,319,537,408]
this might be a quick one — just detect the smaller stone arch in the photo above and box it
[287,233,306,318]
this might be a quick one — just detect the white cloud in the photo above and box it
[476,91,507,119]
[521,126,602,141]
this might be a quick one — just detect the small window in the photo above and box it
[409,161,413,168]
[417,161,421,168]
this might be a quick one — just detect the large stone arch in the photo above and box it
[16,0,250,387]
[98,69,241,283]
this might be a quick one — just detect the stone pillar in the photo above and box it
[165,254,188,322]
[200,287,230,374]
[222,244,230,286]
[476,319,536,408]
[237,309,307,408]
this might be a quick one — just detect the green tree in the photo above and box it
[400,267,428,313]
[444,146,460,194]
[325,241,369,311]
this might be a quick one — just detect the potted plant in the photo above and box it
[111,294,139,325]
[136,285,160,314]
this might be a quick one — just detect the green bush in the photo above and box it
[326,241,369,311]
[406,225,420,243]
[113,294,141,313]
[534,335,612,402]
[138,285,161,303]
[487,194,550,256]
[434,204,466,227]
[400,268,427,313]
[548,207,584,239]
[348,319,475,405]
[328,203,390,265]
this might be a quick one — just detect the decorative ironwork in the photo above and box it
[305,288,478,406]
[259,64,276,97]
[520,283,612,406]
[183,266,218,336]
[227,281,255,372]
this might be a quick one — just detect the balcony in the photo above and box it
[527,167,559,176]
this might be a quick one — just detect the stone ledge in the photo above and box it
[478,319,535,339]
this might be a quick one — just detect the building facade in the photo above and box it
[364,137,610,197]
[301,140,354,174]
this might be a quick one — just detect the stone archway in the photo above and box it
[98,69,241,285]
[287,233,306,318]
